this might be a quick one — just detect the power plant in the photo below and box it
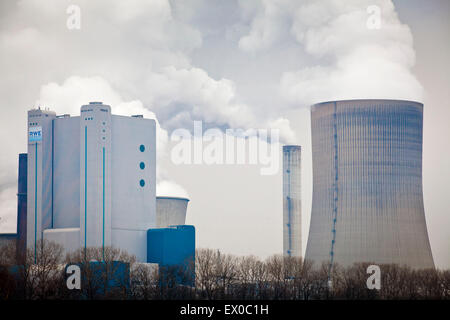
[0,102,196,271]
[282,145,302,258]
[0,98,438,280]
[26,102,156,262]
[305,99,434,269]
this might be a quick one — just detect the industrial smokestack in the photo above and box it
[16,153,27,263]
[283,145,301,257]
[305,99,434,270]
[156,196,189,228]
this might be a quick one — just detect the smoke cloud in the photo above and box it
[234,0,423,106]
[288,0,422,105]
[38,75,187,198]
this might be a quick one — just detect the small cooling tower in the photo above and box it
[156,196,189,228]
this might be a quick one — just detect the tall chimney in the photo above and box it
[16,153,27,263]
[283,145,301,257]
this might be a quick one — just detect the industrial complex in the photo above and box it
[0,99,436,282]
[27,102,157,262]
[0,102,195,279]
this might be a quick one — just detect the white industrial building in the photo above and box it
[27,102,156,262]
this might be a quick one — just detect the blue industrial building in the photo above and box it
[147,225,195,286]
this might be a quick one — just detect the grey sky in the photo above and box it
[0,0,448,269]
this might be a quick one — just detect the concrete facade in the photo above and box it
[26,102,156,262]
[43,228,80,255]
[305,99,434,269]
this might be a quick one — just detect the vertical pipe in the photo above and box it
[102,146,105,261]
[51,120,54,229]
[34,143,37,264]
[84,125,87,257]
[328,101,339,280]
[287,151,291,256]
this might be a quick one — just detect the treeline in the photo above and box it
[0,241,449,300]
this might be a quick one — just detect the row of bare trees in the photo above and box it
[1,242,449,300]
[0,240,137,300]
[195,249,450,300]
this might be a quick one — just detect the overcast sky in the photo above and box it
[0,0,448,269]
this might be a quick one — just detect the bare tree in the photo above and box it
[65,246,135,300]
[129,263,159,300]
[296,259,315,300]
[11,239,65,300]
[440,270,450,299]
[331,262,378,300]
[0,241,18,299]
[196,248,218,299]
[2,242,450,300]
[236,255,268,299]
[214,250,238,299]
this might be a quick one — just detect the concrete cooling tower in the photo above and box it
[305,99,434,270]
[283,145,302,257]
[156,196,189,228]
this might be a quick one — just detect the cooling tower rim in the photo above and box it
[311,98,423,108]
[156,196,190,202]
